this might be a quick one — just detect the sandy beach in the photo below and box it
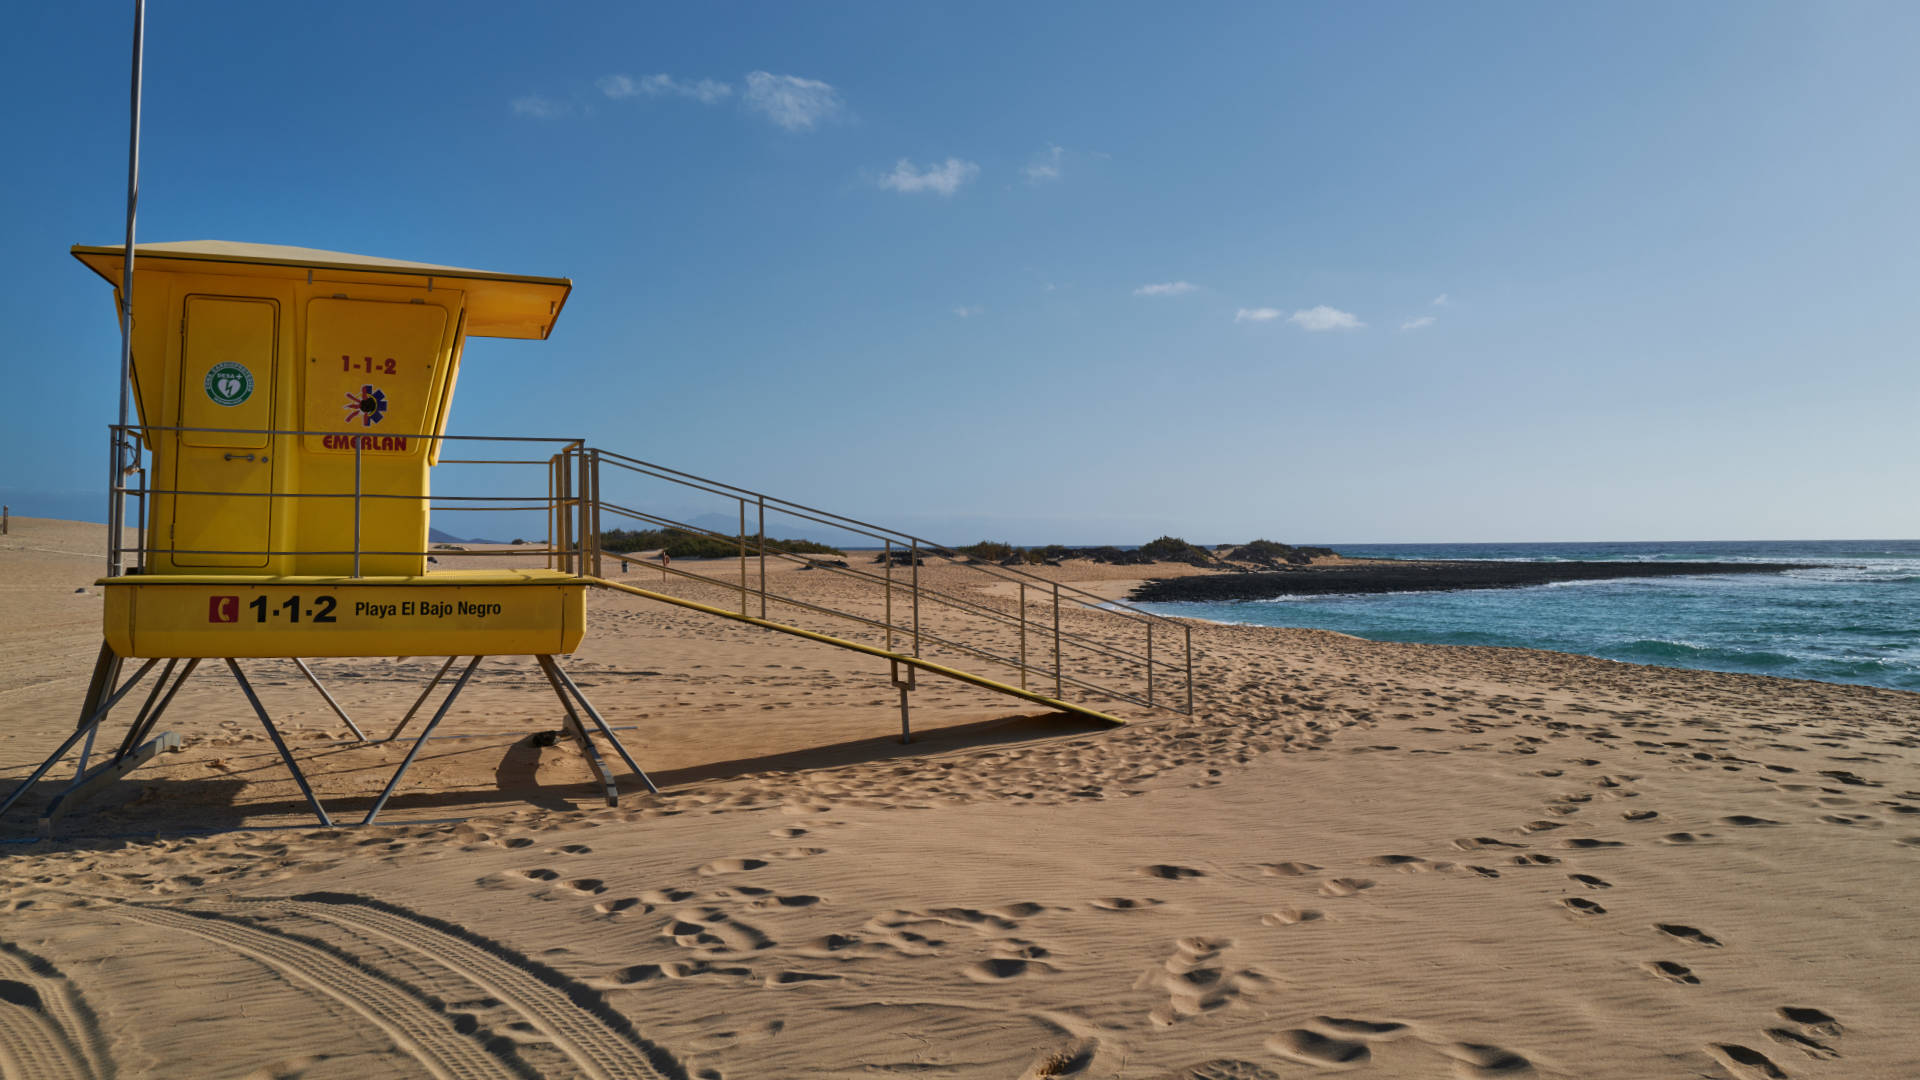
[3,516,1918,1079]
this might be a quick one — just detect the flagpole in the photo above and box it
[110,0,146,577]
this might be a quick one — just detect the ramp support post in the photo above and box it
[891,659,916,744]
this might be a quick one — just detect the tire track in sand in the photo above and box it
[0,940,103,1080]
[212,892,678,1080]
[108,903,520,1080]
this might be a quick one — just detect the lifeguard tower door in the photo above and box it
[173,295,278,567]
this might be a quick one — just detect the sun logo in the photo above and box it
[344,385,388,427]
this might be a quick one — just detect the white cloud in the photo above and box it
[1432,293,1449,306]
[877,157,980,196]
[953,305,985,318]
[510,94,570,119]
[1135,281,1197,297]
[1288,305,1365,331]
[1401,315,1436,331]
[743,71,843,131]
[1235,307,1282,323]
[1024,144,1064,183]
[599,73,733,104]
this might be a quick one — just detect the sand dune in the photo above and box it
[3,517,1917,1078]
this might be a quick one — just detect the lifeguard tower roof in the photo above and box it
[72,240,570,340]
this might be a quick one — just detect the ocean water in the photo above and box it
[1136,540,1920,692]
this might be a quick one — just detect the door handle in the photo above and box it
[223,452,267,462]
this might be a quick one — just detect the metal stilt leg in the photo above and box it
[536,656,617,806]
[113,657,198,763]
[539,657,658,795]
[110,658,177,762]
[291,658,369,742]
[0,656,158,821]
[66,643,125,778]
[226,659,334,827]
[362,656,483,826]
[384,656,457,743]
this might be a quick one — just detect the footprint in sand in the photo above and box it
[1623,810,1659,822]
[748,894,822,910]
[697,858,768,876]
[1560,837,1625,849]
[594,897,648,915]
[1707,1044,1788,1079]
[1777,1006,1842,1038]
[1441,1041,1534,1076]
[1642,960,1700,985]
[1655,923,1724,947]
[1267,1029,1370,1067]
[1723,815,1786,827]
[561,878,607,895]
[1365,855,1449,873]
[1314,1017,1410,1039]
[1260,862,1322,877]
[1091,897,1163,912]
[1568,873,1612,889]
[962,956,1052,982]
[1452,837,1524,852]
[1766,1027,1839,1060]
[1261,908,1323,926]
[1140,864,1207,880]
[1560,897,1606,916]
[1511,853,1560,866]
[765,970,842,987]
[1318,878,1375,898]
[1142,937,1274,1026]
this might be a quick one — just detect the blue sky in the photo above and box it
[3,2,1916,544]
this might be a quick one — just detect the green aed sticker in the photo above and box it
[204,361,255,407]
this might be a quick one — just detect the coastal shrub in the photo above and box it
[1138,535,1217,566]
[601,527,843,559]
[957,540,1019,563]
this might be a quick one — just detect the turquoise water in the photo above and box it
[1136,540,1920,692]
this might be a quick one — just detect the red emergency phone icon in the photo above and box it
[209,596,240,623]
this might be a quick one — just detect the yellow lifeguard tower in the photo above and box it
[0,8,1193,841]
[2,241,654,832]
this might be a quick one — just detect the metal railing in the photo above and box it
[105,423,589,574]
[103,425,1194,715]
[581,448,1193,715]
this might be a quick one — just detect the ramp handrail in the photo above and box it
[578,447,1193,715]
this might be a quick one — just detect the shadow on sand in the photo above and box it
[0,710,1113,845]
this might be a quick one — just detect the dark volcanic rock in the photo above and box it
[1128,561,1811,603]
